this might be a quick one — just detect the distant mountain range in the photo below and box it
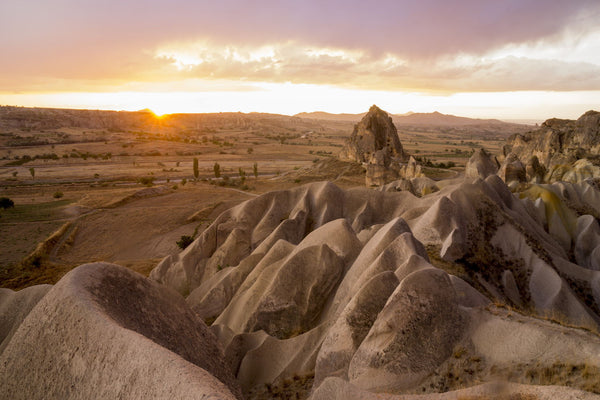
[294,110,534,127]
[0,106,534,133]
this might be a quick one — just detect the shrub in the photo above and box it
[138,177,154,186]
[53,191,64,199]
[176,235,194,249]
[0,197,15,209]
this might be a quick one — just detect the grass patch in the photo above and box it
[0,259,74,289]
[0,199,72,223]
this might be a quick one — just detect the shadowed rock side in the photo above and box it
[502,110,600,183]
[0,263,242,400]
[149,178,600,398]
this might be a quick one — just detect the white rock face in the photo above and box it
[145,178,600,397]
[0,263,242,400]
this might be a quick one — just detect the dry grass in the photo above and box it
[487,302,600,336]
[414,344,486,394]
[246,372,315,400]
[521,363,600,393]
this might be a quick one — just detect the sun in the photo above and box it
[149,109,168,118]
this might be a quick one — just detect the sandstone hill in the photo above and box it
[2,175,600,398]
[501,110,600,184]
[144,175,600,398]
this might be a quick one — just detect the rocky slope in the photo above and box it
[501,110,600,183]
[2,172,600,398]
[148,176,600,398]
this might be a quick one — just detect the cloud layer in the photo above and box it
[1,0,599,93]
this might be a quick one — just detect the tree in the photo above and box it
[0,197,14,209]
[253,162,258,179]
[29,167,35,179]
[193,157,199,179]
[238,167,246,184]
[213,162,221,178]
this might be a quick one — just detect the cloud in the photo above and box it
[150,41,600,92]
[1,0,599,93]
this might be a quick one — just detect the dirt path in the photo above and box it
[222,187,259,197]
[48,223,78,262]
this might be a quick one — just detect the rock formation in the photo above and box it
[502,110,600,183]
[340,105,406,164]
[145,178,600,398]
[465,148,499,179]
[340,105,411,186]
[0,263,242,400]
[497,152,527,185]
[4,141,600,398]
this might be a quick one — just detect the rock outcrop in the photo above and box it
[147,178,600,398]
[340,105,412,187]
[465,148,499,179]
[502,110,600,183]
[497,152,527,185]
[0,263,242,400]
[340,105,406,164]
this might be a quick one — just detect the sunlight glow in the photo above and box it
[1,84,598,121]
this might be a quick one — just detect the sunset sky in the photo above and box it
[1,0,599,120]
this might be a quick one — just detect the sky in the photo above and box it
[1,0,599,120]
